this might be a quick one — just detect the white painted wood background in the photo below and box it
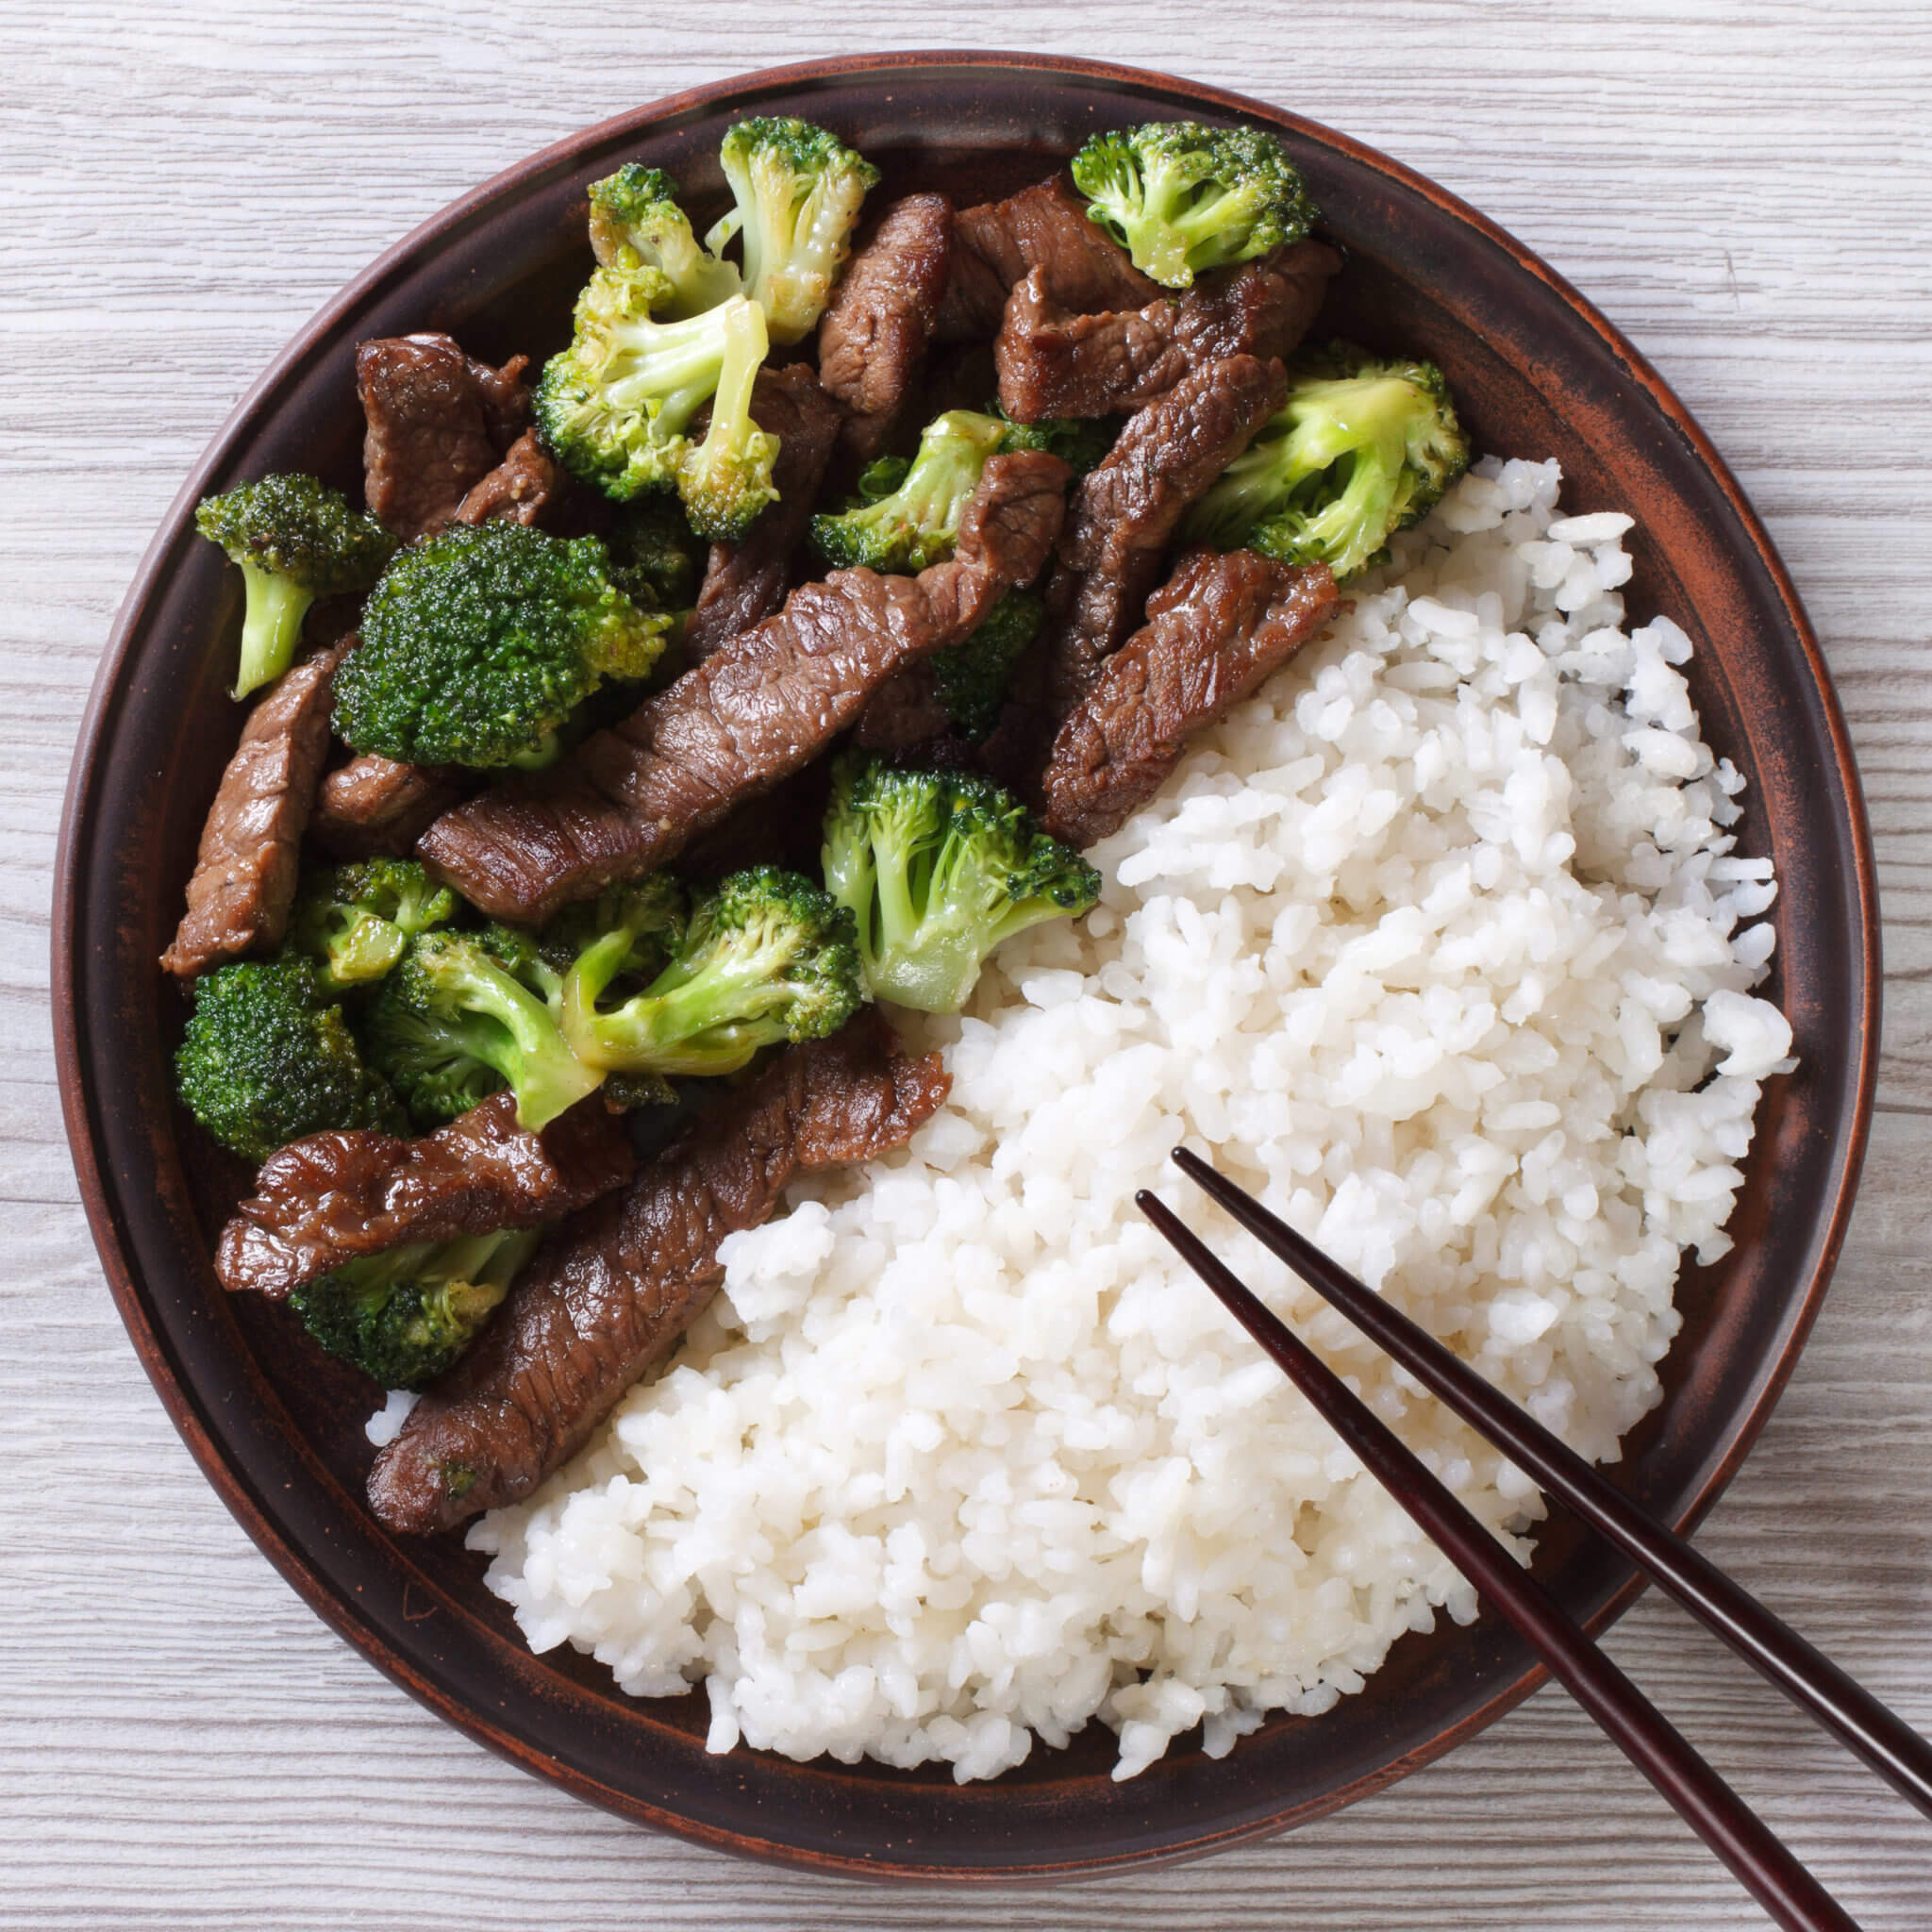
[4,1,1930,1924]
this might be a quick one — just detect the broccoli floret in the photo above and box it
[532,875,688,983]
[1070,121,1317,291]
[989,405,1120,479]
[194,474,395,700]
[363,929,603,1131]
[709,118,880,344]
[358,985,507,1128]
[1182,341,1472,582]
[175,955,406,1162]
[821,755,1100,1014]
[288,1227,540,1389]
[928,589,1042,741]
[588,163,744,316]
[603,495,705,612]
[560,865,861,1077]
[809,409,1011,572]
[533,268,781,522]
[288,859,458,992]
[675,294,780,541]
[332,521,668,768]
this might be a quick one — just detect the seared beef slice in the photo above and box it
[681,365,843,663]
[160,636,352,978]
[935,176,1160,341]
[1040,548,1338,848]
[368,1010,951,1534]
[817,193,955,460]
[455,430,558,529]
[418,450,1071,924]
[309,753,473,859]
[216,1091,636,1299]
[995,239,1340,422]
[357,335,530,541]
[1039,353,1289,714]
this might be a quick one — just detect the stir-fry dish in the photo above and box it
[164,117,1789,1780]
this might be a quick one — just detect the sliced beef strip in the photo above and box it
[994,239,1341,422]
[1041,353,1289,713]
[160,636,354,979]
[675,758,834,884]
[934,176,1160,342]
[357,335,531,542]
[368,1010,951,1535]
[418,450,1072,924]
[215,1091,636,1300]
[978,354,1288,802]
[681,364,843,664]
[454,429,558,528]
[309,752,474,859]
[855,658,953,752]
[817,193,954,463]
[1039,548,1339,848]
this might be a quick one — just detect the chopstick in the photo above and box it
[1135,1187,1862,1932]
[1166,1143,1932,1822]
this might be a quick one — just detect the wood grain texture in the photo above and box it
[5,1,1931,1924]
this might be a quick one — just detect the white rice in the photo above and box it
[468,457,1792,1783]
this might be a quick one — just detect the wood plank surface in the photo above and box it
[3,2,1929,1924]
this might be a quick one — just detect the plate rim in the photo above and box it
[51,48,1881,1883]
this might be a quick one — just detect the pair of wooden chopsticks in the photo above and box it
[1139,1147,1932,1932]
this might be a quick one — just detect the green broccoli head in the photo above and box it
[175,955,407,1162]
[194,474,396,700]
[928,588,1042,741]
[560,865,861,1077]
[331,521,669,768]
[822,755,1100,1014]
[588,162,745,316]
[1181,341,1472,581]
[360,980,509,1128]
[988,405,1120,479]
[288,1227,540,1389]
[533,269,779,525]
[1071,120,1318,291]
[809,409,1011,572]
[288,858,458,992]
[675,294,780,541]
[364,929,603,1131]
[603,495,706,613]
[711,118,880,343]
[532,874,688,983]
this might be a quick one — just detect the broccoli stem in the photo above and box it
[233,560,316,700]
[444,951,603,1129]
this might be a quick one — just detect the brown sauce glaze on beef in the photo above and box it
[453,429,558,529]
[160,636,354,979]
[934,176,1160,342]
[817,193,955,464]
[978,354,1288,804]
[855,658,954,753]
[215,1091,635,1301]
[1041,354,1290,708]
[368,1010,951,1535]
[357,335,531,542]
[994,240,1340,423]
[417,450,1071,924]
[308,752,474,860]
[681,365,843,664]
[1039,548,1339,849]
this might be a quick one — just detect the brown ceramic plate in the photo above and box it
[54,52,1876,1883]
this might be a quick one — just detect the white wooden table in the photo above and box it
[6,3,1930,1924]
